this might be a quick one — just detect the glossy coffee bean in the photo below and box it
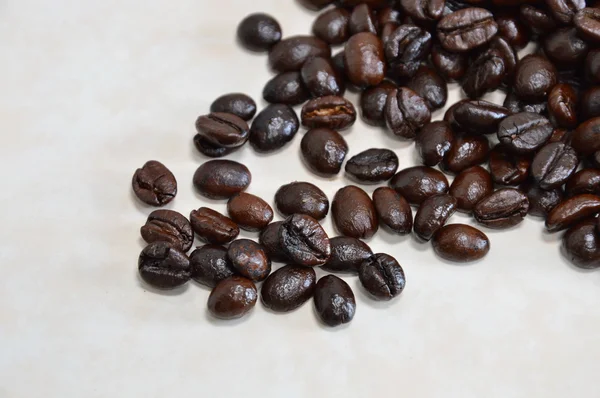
[545,0,585,25]
[572,117,600,156]
[227,239,271,282]
[372,187,413,235]
[138,242,191,289]
[531,143,579,190]
[301,96,356,130]
[498,112,554,154]
[268,36,331,73]
[503,90,548,115]
[414,194,457,241]
[546,194,600,232]
[359,253,406,300]
[486,35,518,80]
[549,128,572,144]
[261,265,317,312]
[437,8,498,52]
[227,192,274,232]
[140,210,193,252]
[452,100,511,135]
[259,222,289,263]
[193,160,251,200]
[314,275,356,327]
[565,169,600,196]
[543,28,589,69]
[390,166,449,205]
[449,166,494,213]
[406,65,448,110]
[400,0,445,23]
[432,224,490,262]
[380,22,400,44]
[520,180,563,217]
[263,72,310,106]
[298,0,334,11]
[574,8,600,44]
[210,93,257,121]
[190,245,236,288]
[585,50,600,84]
[207,276,257,320]
[275,182,329,220]
[189,207,239,245]
[279,214,331,266]
[474,188,529,229]
[322,237,373,273]
[312,7,351,45]
[442,134,490,174]
[331,51,347,79]
[301,57,345,98]
[520,4,558,36]
[301,128,348,175]
[377,7,402,26]
[349,4,378,35]
[132,160,177,206]
[359,81,397,126]
[580,87,600,121]
[332,185,379,239]
[195,112,249,148]
[562,219,600,269]
[488,145,531,186]
[345,148,398,183]
[431,43,467,81]
[496,14,530,50]
[384,87,431,139]
[344,32,386,87]
[513,55,558,102]
[237,13,282,52]
[416,121,454,167]
[462,49,506,99]
[548,84,578,129]
[250,104,299,152]
[193,135,236,158]
[385,24,432,78]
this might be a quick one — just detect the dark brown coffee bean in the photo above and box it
[437,8,498,52]
[442,134,490,174]
[496,14,530,50]
[345,148,399,183]
[513,55,558,102]
[210,93,257,121]
[385,24,432,78]
[572,117,600,156]
[416,121,454,167]
[548,84,579,129]
[549,128,572,144]
[301,128,348,175]
[237,13,282,52]
[575,8,600,43]
[344,32,387,87]
[406,65,448,110]
[414,194,458,241]
[580,86,600,121]
[562,219,600,269]
[190,245,236,288]
[138,242,191,289]
[462,49,506,99]
[545,0,585,25]
[488,145,531,186]
[299,0,334,11]
[449,166,494,213]
[546,194,600,232]
[384,87,431,139]
[140,210,193,252]
[520,4,558,36]
[452,100,511,135]
[380,22,400,45]
[485,35,518,81]
[498,112,554,154]
[372,187,413,234]
[261,265,317,312]
[189,207,239,245]
[503,90,548,115]
[520,180,564,217]
[314,275,356,327]
[332,185,379,239]
[359,253,406,300]
[543,28,589,69]
[268,36,331,73]
[378,7,402,26]
[349,4,378,35]
[473,188,529,229]
[431,43,467,81]
[332,51,347,78]
[193,160,251,200]
[193,135,236,158]
[301,57,345,98]
[132,160,177,206]
[227,239,271,282]
[279,214,331,266]
[531,143,579,190]
[312,7,351,45]
[565,169,600,196]
[274,182,329,220]
[207,276,257,319]
[400,0,445,23]
[359,81,397,126]
[259,222,289,263]
[263,72,310,106]
[227,192,273,232]
[195,112,249,148]
[301,96,356,130]
[322,237,373,273]
[250,104,299,152]
[390,166,449,205]
[432,224,490,262]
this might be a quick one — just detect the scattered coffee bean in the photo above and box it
[543,28,589,70]
[359,81,397,126]
[546,194,600,232]
[279,214,331,267]
[562,219,600,269]
[449,166,494,213]
[565,169,600,196]
[301,56,346,98]
[437,8,498,52]
[349,4,378,35]
[314,275,356,327]
[138,242,191,289]
[261,264,317,312]
[359,253,406,300]
[195,112,249,148]
[332,185,379,239]
[531,143,579,190]
[227,239,271,282]
[207,276,258,319]
[431,43,467,80]
[452,100,511,135]
[193,135,236,158]
[263,72,310,106]
[301,95,357,130]
[390,166,449,205]
[574,8,600,43]
[548,84,579,129]
[520,180,564,218]
[344,32,386,87]
[406,65,448,110]
[274,182,329,220]
[237,13,282,52]
[513,55,558,102]
[580,86,600,121]
[189,207,239,245]
[227,192,274,232]
[442,134,490,174]
[462,49,506,99]
[586,49,600,84]
[496,13,529,49]
[132,160,177,206]
[400,0,445,23]
[190,245,236,288]
[416,121,454,167]
[323,237,373,273]
[140,210,193,252]
[497,112,554,154]
[250,104,299,152]
[259,222,289,263]
[312,7,351,45]
[345,148,398,183]
[385,24,432,78]
[372,187,413,235]
[193,160,251,200]
[301,128,348,175]
[488,145,531,186]
[414,194,458,241]
[474,188,529,229]
[210,93,257,121]
[384,87,431,139]
[546,0,585,25]
[572,117,600,156]
[520,4,557,36]
[432,224,490,262]
[268,36,331,73]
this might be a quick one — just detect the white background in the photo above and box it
[1,1,600,397]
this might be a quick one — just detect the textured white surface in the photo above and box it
[1,1,600,397]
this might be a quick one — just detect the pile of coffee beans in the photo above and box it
[132,0,600,327]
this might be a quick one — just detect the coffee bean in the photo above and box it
[344,32,386,87]
[574,8,600,43]
[416,121,454,167]
[520,179,563,218]
[210,93,257,121]
[298,0,334,11]
[269,36,331,73]
[449,166,494,213]
[513,55,558,102]
[138,242,191,289]
[432,224,490,262]
[486,35,518,80]
[503,90,548,115]
[332,51,347,78]
[359,81,397,126]
[497,112,554,154]
[549,128,573,144]
[431,43,467,81]
[565,169,600,196]
[385,24,433,78]
[380,22,400,44]
[227,239,271,282]
[572,117,600,155]
[195,112,249,148]
[301,96,357,130]
[546,194,600,232]
[301,128,348,175]
[261,265,317,312]
[263,72,310,106]
[452,100,511,135]
[132,161,177,206]
[189,207,239,245]
[237,13,282,52]
[372,187,413,235]
[349,4,378,35]
[545,0,585,25]
[378,7,402,26]
[462,49,506,99]
[520,4,558,36]
[250,104,299,152]
[548,83,579,129]
[345,148,398,183]
[531,143,579,190]
[390,166,449,205]
[322,237,373,273]
[275,182,329,220]
[258,222,289,263]
[193,135,236,158]
[207,276,257,319]
[332,185,379,239]
[400,0,445,23]
[190,245,236,288]
[312,7,351,45]
[279,214,331,267]
[140,210,194,252]
[442,134,490,174]
[488,145,531,186]
[193,160,251,200]
[301,56,346,98]
[384,87,431,139]
[562,219,600,269]
[414,194,458,241]
[227,192,274,232]
[543,28,589,69]
[437,8,498,52]
[314,275,356,327]
[359,253,406,301]
[474,188,529,229]
[406,65,448,110]
[580,86,600,121]
[496,14,530,49]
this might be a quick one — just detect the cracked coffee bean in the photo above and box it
[384,87,431,139]
[138,242,191,289]
[301,95,357,130]
[195,112,250,148]
[359,253,406,301]
[279,214,331,267]
[322,237,373,273]
[190,244,236,288]
[140,210,193,252]
[132,160,177,206]
[473,188,529,229]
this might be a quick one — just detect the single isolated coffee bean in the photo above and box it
[432,224,490,263]
[193,134,236,158]
[462,49,506,99]
[322,237,373,273]
[513,55,558,102]
[488,145,531,186]
[574,8,600,43]
[237,13,282,52]
[349,4,378,35]
[520,180,564,217]
[543,28,589,69]
[562,219,600,269]
[390,166,449,205]
[452,101,511,136]
[546,194,600,232]
[138,242,191,289]
[580,86,600,121]
[384,87,431,139]
[385,24,433,79]
[275,182,329,220]
[497,112,554,154]
[345,148,398,183]
[190,245,236,288]
[312,7,351,45]
[250,104,299,152]
[414,194,458,241]
[406,65,448,110]
[359,253,406,300]
[572,117,600,156]
[449,166,494,213]
[301,128,348,175]
[193,160,251,200]
[332,185,379,239]
[207,276,258,320]
[268,36,331,73]
[227,239,271,282]
[431,43,467,81]
[473,188,530,229]
[301,56,346,98]
[531,143,579,190]
[359,81,397,126]
[261,265,317,312]
[210,93,257,121]
[279,214,331,267]
[442,134,490,174]
[565,169,600,196]
[227,192,274,232]
[259,222,289,263]
[344,32,386,87]
[437,8,498,52]
[195,112,249,148]
[263,72,310,106]
[372,187,413,235]
[314,275,356,327]
[301,96,357,130]
[548,84,579,129]
[132,160,177,206]
[189,207,239,245]
[140,210,193,252]
[416,121,454,167]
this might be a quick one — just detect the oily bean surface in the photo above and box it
[416,121,454,167]
[390,166,449,205]
[250,104,299,152]
[261,264,317,312]
[301,128,348,175]
[359,81,397,126]
[565,169,600,196]
[432,224,490,262]
[546,194,600,232]
[275,182,329,220]
[572,117,600,156]
[449,166,494,213]
[279,214,331,267]
[344,32,386,87]
[473,188,529,229]
[580,87,600,121]
[442,134,490,174]
[452,100,511,135]
[195,112,249,148]
[372,187,413,235]
[208,276,257,320]
[345,148,398,183]
[301,56,346,98]
[193,160,251,200]
[227,239,271,282]
[548,84,578,129]
[190,245,236,288]
[414,194,458,241]
[312,8,351,45]
[488,145,531,186]
[562,219,600,269]
[406,65,448,110]
[259,222,289,263]
[132,161,177,206]
[497,112,554,154]
[437,8,498,53]
[268,36,331,73]
[385,24,433,79]
[384,87,431,139]
[314,275,356,327]
[138,242,191,289]
[210,93,257,121]
[237,13,282,52]
[574,8,600,43]
[193,135,236,158]
[140,210,193,252]
[332,185,379,239]
[513,55,558,102]
[520,180,564,218]
[531,143,579,190]
[190,207,239,245]
[322,237,373,273]
[263,72,310,106]
[227,193,273,232]
[301,96,357,130]
[359,253,406,301]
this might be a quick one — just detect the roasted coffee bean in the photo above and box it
[275,182,329,220]
[545,0,585,25]
[210,93,257,122]
[312,7,351,45]
[385,24,432,78]
[462,49,506,99]
[406,65,447,110]
[549,128,572,144]
[443,99,468,129]
[301,57,345,98]
[486,35,518,80]
[488,145,531,186]
[132,160,177,206]
[332,185,379,239]
[193,160,251,200]
[359,81,397,126]
[332,51,347,78]
[189,207,239,245]
[259,222,289,263]
[344,32,387,87]
[384,87,431,139]
[513,55,558,102]
[193,135,236,158]
[531,143,579,190]
[503,90,548,115]
[496,14,529,50]
[268,36,331,73]
[416,121,454,167]
[227,192,273,232]
[140,210,194,252]
[261,265,317,312]
[548,84,578,129]
[498,112,554,154]
[565,169,600,196]
[449,166,494,213]
[195,112,249,148]
[138,242,191,289]
[473,188,529,229]
[442,134,490,174]
[237,13,282,52]
[301,96,356,130]
[227,239,271,282]
[414,194,457,241]
[322,237,373,273]
[279,214,331,266]
[591,151,600,168]
[452,100,511,135]
[298,0,335,11]
[400,0,445,23]
[372,187,413,234]
[263,72,310,106]
[520,180,564,217]
[349,4,378,35]
[431,43,467,81]
[314,275,356,327]
[207,276,257,320]
[390,166,449,205]
[520,4,558,36]
[437,8,498,52]
[250,104,299,152]
[380,22,400,44]
[359,253,406,300]
[580,87,600,121]
[546,194,600,232]
[572,117,600,155]
[575,8,600,44]
[562,219,600,269]
[345,148,399,183]
[543,28,589,69]
[190,245,236,288]
[301,128,348,175]
[378,7,402,26]
[432,224,490,262]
